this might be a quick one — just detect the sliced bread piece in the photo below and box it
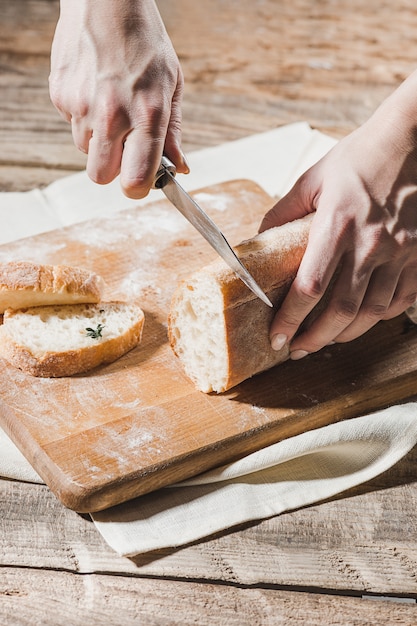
[168,215,313,393]
[0,302,144,377]
[0,261,105,313]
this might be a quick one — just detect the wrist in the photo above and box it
[366,70,417,152]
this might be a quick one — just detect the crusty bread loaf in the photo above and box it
[168,215,313,393]
[0,261,104,313]
[0,302,144,377]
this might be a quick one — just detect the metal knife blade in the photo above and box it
[154,157,273,307]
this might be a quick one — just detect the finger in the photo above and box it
[120,101,170,199]
[334,262,403,343]
[163,71,189,175]
[259,173,315,232]
[70,117,93,154]
[269,215,343,351]
[382,262,417,320]
[287,250,370,358]
[87,133,124,185]
[48,79,72,123]
[85,108,129,185]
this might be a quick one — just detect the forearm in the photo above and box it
[54,0,169,73]
[355,69,417,175]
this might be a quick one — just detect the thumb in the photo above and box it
[259,172,317,233]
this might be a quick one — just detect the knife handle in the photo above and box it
[153,156,176,189]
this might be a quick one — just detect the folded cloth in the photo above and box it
[92,404,417,555]
[0,426,43,484]
[2,403,417,556]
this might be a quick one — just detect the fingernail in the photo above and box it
[271,333,288,351]
[290,349,309,361]
[181,151,190,174]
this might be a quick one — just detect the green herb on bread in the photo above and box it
[85,323,104,339]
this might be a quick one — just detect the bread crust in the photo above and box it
[0,261,104,313]
[168,215,313,392]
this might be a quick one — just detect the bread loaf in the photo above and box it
[0,302,144,377]
[168,215,313,393]
[0,261,104,314]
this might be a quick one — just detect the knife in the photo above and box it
[153,156,273,307]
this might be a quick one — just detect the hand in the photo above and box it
[49,0,188,199]
[260,75,417,359]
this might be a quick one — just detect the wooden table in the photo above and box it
[1,1,417,623]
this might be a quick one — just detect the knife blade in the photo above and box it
[154,157,273,307]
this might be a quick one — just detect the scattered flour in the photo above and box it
[68,205,188,248]
[192,192,234,213]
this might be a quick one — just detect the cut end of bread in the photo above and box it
[169,274,228,393]
[0,302,145,377]
[168,216,313,393]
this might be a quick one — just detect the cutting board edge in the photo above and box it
[46,371,417,513]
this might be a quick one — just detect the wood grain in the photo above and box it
[1,180,417,513]
[3,1,417,621]
[2,0,417,191]
[3,565,416,626]
[2,476,417,597]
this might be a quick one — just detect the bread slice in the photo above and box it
[0,261,105,314]
[0,302,144,377]
[168,215,313,393]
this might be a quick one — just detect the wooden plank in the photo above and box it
[2,441,417,596]
[3,0,417,190]
[1,566,416,626]
[1,180,417,513]
[0,165,77,193]
[2,0,417,612]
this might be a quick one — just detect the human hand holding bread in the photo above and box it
[260,70,417,361]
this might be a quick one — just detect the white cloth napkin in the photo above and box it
[2,123,417,556]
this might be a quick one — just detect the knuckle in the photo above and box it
[393,291,417,309]
[294,275,326,304]
[48,83,62,110]
[136,102,169,138]
[135,54,178,91]
[404,292,417,307]
[168,115,182,137]
[50,79,91,121]
[95,103,129,139]
[392,228,417,252]
[279,312,303,330]
[332,298,359,323]
[362,303,388,320]
[145,104,166,129]
[122,183,149,200]
[359,226,394,266]
[90,170,112,186]
[121,170,152,199]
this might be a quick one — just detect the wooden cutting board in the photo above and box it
[1,179,417,513]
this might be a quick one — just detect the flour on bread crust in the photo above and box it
[0,261,104,313]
